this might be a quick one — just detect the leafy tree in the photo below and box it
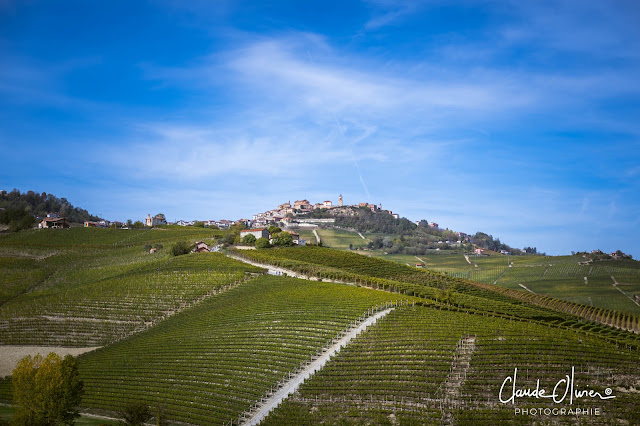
[119,401,151,426]
[272,231,293,247]
[12,353,84,426]
[153,243,163,250]
[255,237,271,249]
[132,221,144,229]
[193,221,205,228]
[267,225,282,235]
[143,243,152,252]
[170,241,190,256]
[241,234,257,246]
[0,207,36,232]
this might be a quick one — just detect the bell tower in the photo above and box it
[339,194,343,207]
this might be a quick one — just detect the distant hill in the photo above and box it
[305,205,521,255]
[0,189,99,228]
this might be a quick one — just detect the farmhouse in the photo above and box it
[40,217,70,229]
[192,241,210,253]
[240,228,269,240]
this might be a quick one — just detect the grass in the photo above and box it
[0,404,120,425]
[315,228,368,250]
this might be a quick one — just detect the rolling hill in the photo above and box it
[0,226,639,425]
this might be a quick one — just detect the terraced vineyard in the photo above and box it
[1,228,639,425]
[265,306,640,425]
[76,276,404,425]
[0,228,254,346]
[231,246,640,335]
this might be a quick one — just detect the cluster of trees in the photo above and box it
[470,232,515,253]
[580,249,633,261]
[0,189,99,224]
[366,234,473,255]
[0,206,36,232]
[11,353,83,425]
[10,352,167,425]
[302,206,526,255]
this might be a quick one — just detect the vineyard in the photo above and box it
[0,228,261,346]
[264,306,640,425]
[76,276,405,425]
[1,227,640,425]
[230,246,640,336]
[411,253,640,317]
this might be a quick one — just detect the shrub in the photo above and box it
[242,234,257,246]
[119,401,151,426]
[170,241,190,256]
[256,237,271,249]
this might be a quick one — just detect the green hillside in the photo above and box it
[266,306,639,424]
[0,227,639,425]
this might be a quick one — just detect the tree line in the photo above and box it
[0,189,99,227]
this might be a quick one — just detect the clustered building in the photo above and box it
[250,195,400,228]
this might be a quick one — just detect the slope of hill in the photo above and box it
[0,228,639,425]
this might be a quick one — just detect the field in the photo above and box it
[1,227,639,425]
[315,228,369,250]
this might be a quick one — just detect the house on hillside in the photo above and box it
[192,241,210,253]
[474,248,485,255]
[240,228,270,241]
[39,217,70,229]
[323,200,332,208]
[84,221,98,227]
[428,222,439,229]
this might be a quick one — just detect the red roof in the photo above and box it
[241,228,265,232]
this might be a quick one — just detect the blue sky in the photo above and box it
[1,1,639,256]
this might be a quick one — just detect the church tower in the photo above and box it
[339,194,343,207]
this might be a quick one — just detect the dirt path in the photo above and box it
[0,346,100,377]
[441,335,476,424]
[611,275,640,307]
[518,283,536,294]
[357,231,366,240]
[244,308,395,425]
[464,254,471,264]
[312,229,321,245]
